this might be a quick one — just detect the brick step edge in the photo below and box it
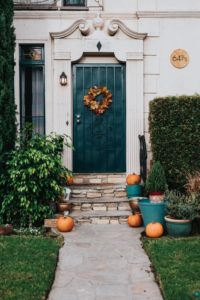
[71,183,126,190]
[69,197,129,204]
[44,216,130,227]
[70,189,127,198]
[73,174,126,185]
[69,209,131,218]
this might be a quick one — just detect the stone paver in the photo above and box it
[48,225,163,300]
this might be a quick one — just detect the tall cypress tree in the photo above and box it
[0,1,16,165]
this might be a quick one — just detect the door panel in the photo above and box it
[73,64,126,173]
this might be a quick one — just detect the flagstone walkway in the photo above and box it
[48,224,163,300]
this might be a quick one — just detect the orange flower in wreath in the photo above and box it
[83,86,112,115]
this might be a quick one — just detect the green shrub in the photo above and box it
[0,127,73,227]
[149,95,200,190]
[165,190,197,220]
[0,1,16,166]
[145,161,167,193]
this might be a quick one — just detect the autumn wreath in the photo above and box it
[83,86,112,115]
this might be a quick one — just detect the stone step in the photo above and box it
[70,184,127,199]
[69,209,131,224]
[69,197,128,204]
[70,183,126,193]
[70,210,131,218]
[70,201,131,213]
[59,173,130,225]
[73,173,126,185]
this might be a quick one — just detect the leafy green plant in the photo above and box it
[0,127,73,227]
[149,95,200,190]
[145,161,167,193]
[166,190,197,220]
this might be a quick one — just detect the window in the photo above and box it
[63,0,86,6]
[20,45,45,134]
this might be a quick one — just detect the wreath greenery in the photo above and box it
[83,86,112,115]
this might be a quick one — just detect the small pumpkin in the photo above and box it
[146,222,164,238]
[56,216,74,232]
[128,214,142,227]
[126,173,141,185]
[66,175,74,185]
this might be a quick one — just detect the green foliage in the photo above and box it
[166,190,197,220]
[143,236,200,300]
[0,235,61,300]
[0,128,73,227]
[145,161,167,193]
[14,226,46,236]
[0,1,16,166]
[149,95,200,190]
[185,171,200,215]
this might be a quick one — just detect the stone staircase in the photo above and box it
[44,173,132,227]
[67,174,131,224]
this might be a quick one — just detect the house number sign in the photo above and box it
[170,49,189,68]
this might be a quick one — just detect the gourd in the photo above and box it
[128,214,142,227]
[56,216,74,232]
[66,175,74,185]
[126,173,141,185]
[145,222,164,238]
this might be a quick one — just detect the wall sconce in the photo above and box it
[59,72,67,86]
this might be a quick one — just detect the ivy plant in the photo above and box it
[0,127,73,227]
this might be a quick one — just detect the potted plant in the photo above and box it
[138,162,167,228]
[145,161,167,202]
[165,190,197,237]
[57,187,72,213]
[126,173,142,198]
[138,198,167,228]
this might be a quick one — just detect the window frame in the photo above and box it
[19,44,45,135]
[62,0,86,7]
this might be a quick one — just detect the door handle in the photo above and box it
[76,114,81,124]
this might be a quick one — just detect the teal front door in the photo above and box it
[73,64,126,173]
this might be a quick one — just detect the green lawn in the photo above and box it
[143,236,200,300]
[0,235,62,300]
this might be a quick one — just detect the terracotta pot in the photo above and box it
[0,225,13,235]
[149,192,165,203]
[128,197,148,213]
[57,202,72,212]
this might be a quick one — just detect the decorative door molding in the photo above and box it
[50,16,147,173]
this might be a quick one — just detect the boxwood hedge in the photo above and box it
[149,95,200,190]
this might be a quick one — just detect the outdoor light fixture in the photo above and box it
[59,72,67,86]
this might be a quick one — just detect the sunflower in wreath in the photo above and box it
[83,86,112,115]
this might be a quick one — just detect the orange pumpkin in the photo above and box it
[56,216,74,232]
[126,173,141,185]
[146,222,164,238]
[66,175,74,185]
[128,214,142,227]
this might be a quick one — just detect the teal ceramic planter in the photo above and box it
[126,185,142,198]
[138,199,166,228]
[165,216,192,237]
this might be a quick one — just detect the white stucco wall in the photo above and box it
[14,0,200,172]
